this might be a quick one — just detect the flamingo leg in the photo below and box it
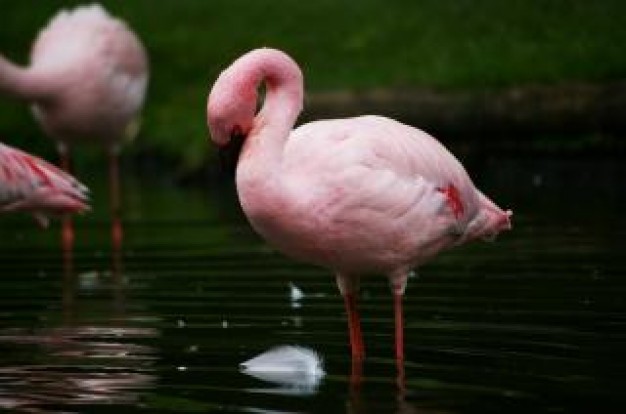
[389,271,409,363]
[59,146,74,252]
[336,274,365,361]
[344,293,366,361]
[109,147,123,251]
[394,292,404,362]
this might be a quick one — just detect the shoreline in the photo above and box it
[303,80,626,142]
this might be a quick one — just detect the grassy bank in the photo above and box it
[1,0,625,171]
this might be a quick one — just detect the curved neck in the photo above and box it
[255,66,303,141]
[238,50,304,166]
[0,54,51,101]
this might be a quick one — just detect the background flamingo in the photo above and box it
[0,141,88,226]
[207,48,512,362]
[0,4,148,250]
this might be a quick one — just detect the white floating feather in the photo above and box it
[240,345,324,389]
[289,282,304,301]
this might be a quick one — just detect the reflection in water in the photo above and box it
[347,396,448,414]
[0,326,157,412]
[112,241,126,317]
[396,358,406,397]
[346,359,450,414]
[0,239,158,413]
[346,359,455,414]
[62,225,126,322]
[61,242,75,324]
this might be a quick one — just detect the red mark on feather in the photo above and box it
[437,183,464,219]
[2,165,13,182]
[15,153,53,187]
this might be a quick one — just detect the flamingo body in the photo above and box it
[0,142,88,226]
[242,115,510,275]
[0,4,148,249]
[207,48,512,361]
[1,4,148,147]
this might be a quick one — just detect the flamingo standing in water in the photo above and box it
[0,141,88,226]
[207,48,512,362]
[0,4,149,250]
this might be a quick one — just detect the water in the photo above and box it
[0,155,624,413]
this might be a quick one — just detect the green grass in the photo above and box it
[0,0,625,170]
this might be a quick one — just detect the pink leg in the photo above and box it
[349,356,364,394]
[59,149,74,252]
[109,149,123,251]
[389,271,409,363]
[343,293,365,361]
[394,293,404,362]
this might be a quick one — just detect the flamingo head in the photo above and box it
[207,69,258,175]
[207,63,259,143]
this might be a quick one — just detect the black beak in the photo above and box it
[218,132,245,177]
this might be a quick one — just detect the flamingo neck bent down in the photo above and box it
[0,55,32,100]
[231,50,304,177]
[0,55,56,102]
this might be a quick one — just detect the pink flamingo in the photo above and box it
[0,4,148,249]
[207,48,512,362]
[0,141,88,227]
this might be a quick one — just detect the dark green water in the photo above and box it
[0,155,624,413]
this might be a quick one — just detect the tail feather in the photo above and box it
[460,191,512,243]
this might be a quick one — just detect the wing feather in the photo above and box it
[0,143,89,218]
